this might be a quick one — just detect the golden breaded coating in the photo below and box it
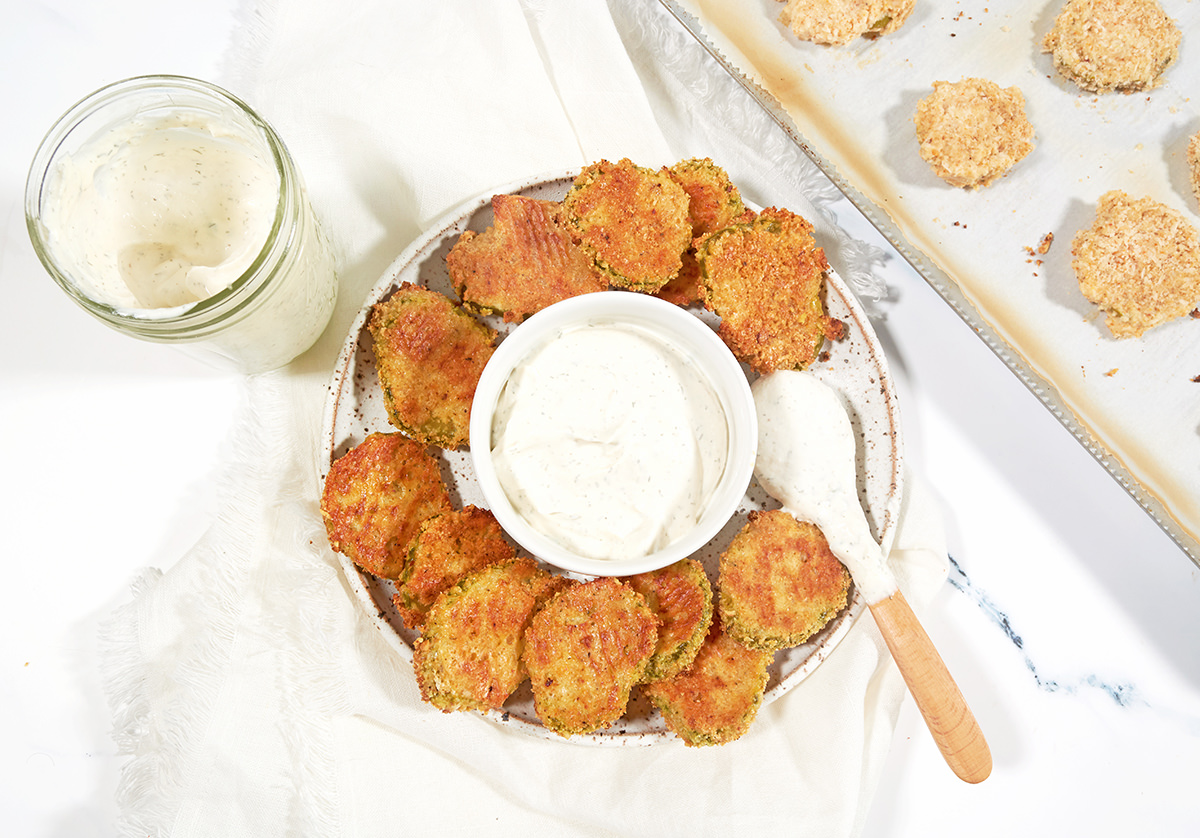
[369,283,496,450]
[718,510,851,652]
[642,615,772,747]
[413,558,567,713]
[670,158,746,239]
[321,432,453,579]
[447,194,608,323]
[778,0,915,45]
[523,577,658,737]
[658,158,747,307]
[1042,0,1180,93]
[392,505,517,629]
[697,207,844,373]
[561,158,692,292]
[620,559,714,683]
[914,78,1036,189]
[1188,131,1200,212]
[1071,190,1200,338]
[655,257,706,308]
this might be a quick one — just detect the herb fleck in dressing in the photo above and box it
[41,113,279,312]
[491,322,729,561]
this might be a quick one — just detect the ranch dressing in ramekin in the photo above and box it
[490,321,729,561]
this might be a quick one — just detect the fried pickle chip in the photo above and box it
[670,158,746,239]
[413,558,567,713]
[658,158,747,306]
[392,505,517,629]
[620,558,714,683]
[697,208,844,373]
[447,194,608,322]
[1071,190,1200,338]
[523,577,658,737]
[561,158,692,292]
[718,509,851,653]
[1042,0,1180,94]
[321,432,453,579]
[369,283,496,449]
[642,615,772,747]
[655,257,706,308]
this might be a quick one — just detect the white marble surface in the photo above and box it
[3,2,1199,836]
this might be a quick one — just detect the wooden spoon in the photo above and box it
[752,371,992,784]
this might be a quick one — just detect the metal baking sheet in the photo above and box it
[661,0,1200,568]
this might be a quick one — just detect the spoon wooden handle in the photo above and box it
[869,589,993,783]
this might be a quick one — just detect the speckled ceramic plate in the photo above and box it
[321,171,903,745]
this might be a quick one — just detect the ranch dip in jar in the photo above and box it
[26,76,336,373]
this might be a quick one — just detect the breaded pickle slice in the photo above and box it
[642,615,772,747]
[670,157,745,236]
[392,505,517,629]
[321,432,452,579]
[369,283,496,450]
[697,207,844,373]
[655,257,706,309]
[1042,0,1180,94]
[718,510,851,653]
[914,78,1035,189]
[561,158,692,292]
[413,558,566,713]
[447,194,607,322]
[523,577,658,737]
[620,558,713,683]
[778,0,915,45]
[1071,190,1200,338]
[658,158,746,307]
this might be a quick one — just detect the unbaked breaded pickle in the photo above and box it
[1042,0,1180,93]
[1071,191,1200,338]
[778,0,915,45]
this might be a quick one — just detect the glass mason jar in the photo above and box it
[25,75,337,374]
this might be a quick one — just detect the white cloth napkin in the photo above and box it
[101,1,950,835]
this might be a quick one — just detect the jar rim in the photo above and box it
[25,74,296,334]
